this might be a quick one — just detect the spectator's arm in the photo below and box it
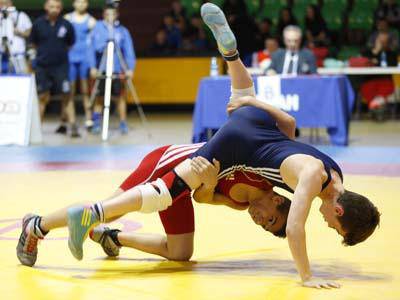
[88,16,97,30]
[122,28,136,71]
[15,28,31,39]
[14,12,32,38]
[372,37,382,55]
[65,21,76,47]
[16,28,31,38]
[88,27,98,70]
[29,21,38,47]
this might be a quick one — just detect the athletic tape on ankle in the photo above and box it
[137,178,173,213]
[230,85,256,102]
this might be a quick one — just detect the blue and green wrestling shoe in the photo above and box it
[200,3,237,56]
[67,206,100,260]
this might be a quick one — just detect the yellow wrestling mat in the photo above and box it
[1,171,399,300]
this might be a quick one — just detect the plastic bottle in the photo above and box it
[210,57,219,77]
[380,52,388,67]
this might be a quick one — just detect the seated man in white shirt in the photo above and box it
[0,0,32,74]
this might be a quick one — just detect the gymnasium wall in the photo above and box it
[131,57,223,104]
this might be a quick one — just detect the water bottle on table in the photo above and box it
[380,52,388,67]
[210,57,219,77]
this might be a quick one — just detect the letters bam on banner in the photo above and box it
[256,75,299,112]
[0,75,42,146]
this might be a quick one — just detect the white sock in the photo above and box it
[28,216,47,239]
[91,203,105,223]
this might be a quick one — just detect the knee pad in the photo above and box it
[137,171,191,214]
[137,178,173,213]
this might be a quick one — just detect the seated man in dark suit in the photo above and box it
[267,25,317,75]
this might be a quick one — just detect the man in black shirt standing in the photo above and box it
[30,0,78,137]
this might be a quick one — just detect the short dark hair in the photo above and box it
[272,195,291,238]
[337,190,380,246]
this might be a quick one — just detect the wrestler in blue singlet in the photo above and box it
[69,13,91,81]
[192,106,343,193]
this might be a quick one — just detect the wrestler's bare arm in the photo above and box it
[227,96,296,139]
[280,155,339,288]
[284,162,322,282]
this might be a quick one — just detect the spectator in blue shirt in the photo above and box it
[89,6,136,135]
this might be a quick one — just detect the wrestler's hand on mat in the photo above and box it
[191,157,220,190]
[302,278,341,289]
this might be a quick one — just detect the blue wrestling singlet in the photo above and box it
[68,13,91,80]
[192,106,343,193]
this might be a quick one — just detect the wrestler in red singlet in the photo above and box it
[216,169,273,208]
[119,144,273,235]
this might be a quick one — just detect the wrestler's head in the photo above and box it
[248,190,291,238]
[319,190,380,246]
